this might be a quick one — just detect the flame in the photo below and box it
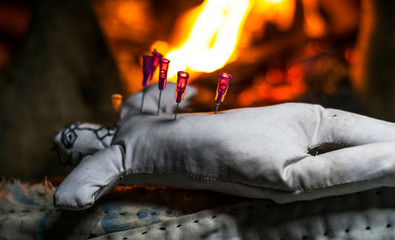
[252,0,295,31]
[301,0,326,38]
[153,0,252,80]
[92,0,330,99]
[151,0,300,80]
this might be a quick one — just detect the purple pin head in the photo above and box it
[158,58,170,90]
[142,55,154,87]
[152,49,163,72]
[215,72,232,105]
[175,71,190,103]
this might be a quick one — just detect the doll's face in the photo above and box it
[53,123,117,165]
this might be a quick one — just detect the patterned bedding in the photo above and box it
[2,179,395,239]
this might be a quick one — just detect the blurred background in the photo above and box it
[0,0,394,180]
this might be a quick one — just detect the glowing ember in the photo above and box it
[238,64,305,105]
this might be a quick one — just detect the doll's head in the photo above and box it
[53,122,117,165]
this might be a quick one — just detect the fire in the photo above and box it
[250,0,295,32]
[153,0,252,80]
[93,0,334,102]
[151,0,300,80]
[301,0,326,38]
[149,0,308,104]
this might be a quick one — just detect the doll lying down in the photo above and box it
[53,82,395,210]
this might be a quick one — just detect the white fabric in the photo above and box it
[54,82,395,210]
[53,123,117,165]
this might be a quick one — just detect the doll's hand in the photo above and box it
[54,85,395,210]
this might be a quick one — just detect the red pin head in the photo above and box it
[158,58,170,90]
[215,72,232,105]
[175,71,190,103]
[142,55,154,87]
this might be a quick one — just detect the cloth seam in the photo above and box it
[124,169,384,193]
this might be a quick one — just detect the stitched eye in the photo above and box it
[62,129,77,148]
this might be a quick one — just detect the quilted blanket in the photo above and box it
[2,179,395,239]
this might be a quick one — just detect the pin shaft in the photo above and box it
[140,88,146,113]
[174,103,179,120]
[215,104,219,114]
[157,90,162,115]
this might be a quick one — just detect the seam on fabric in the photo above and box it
[294,173,384,192]
[123,169,385,193]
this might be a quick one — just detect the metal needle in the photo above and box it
[174,103,179,120]
[157,90,162,115]
[140,88,146,113]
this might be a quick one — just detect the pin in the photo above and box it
[174,71,190,120]
[215,72,232,114]
[157,58,170,115]
[151,49,163,75]
[111,94,123,125]
[141,55,154,112]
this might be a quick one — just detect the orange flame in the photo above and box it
[301,0,326,38]
[93,0,327,99]
[153,0,252,80]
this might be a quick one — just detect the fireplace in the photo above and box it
[2,0,395,179]
[90,0,362,113]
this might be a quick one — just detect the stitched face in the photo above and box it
[53,123,117,165]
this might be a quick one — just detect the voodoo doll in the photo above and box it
[54,83,395,210]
